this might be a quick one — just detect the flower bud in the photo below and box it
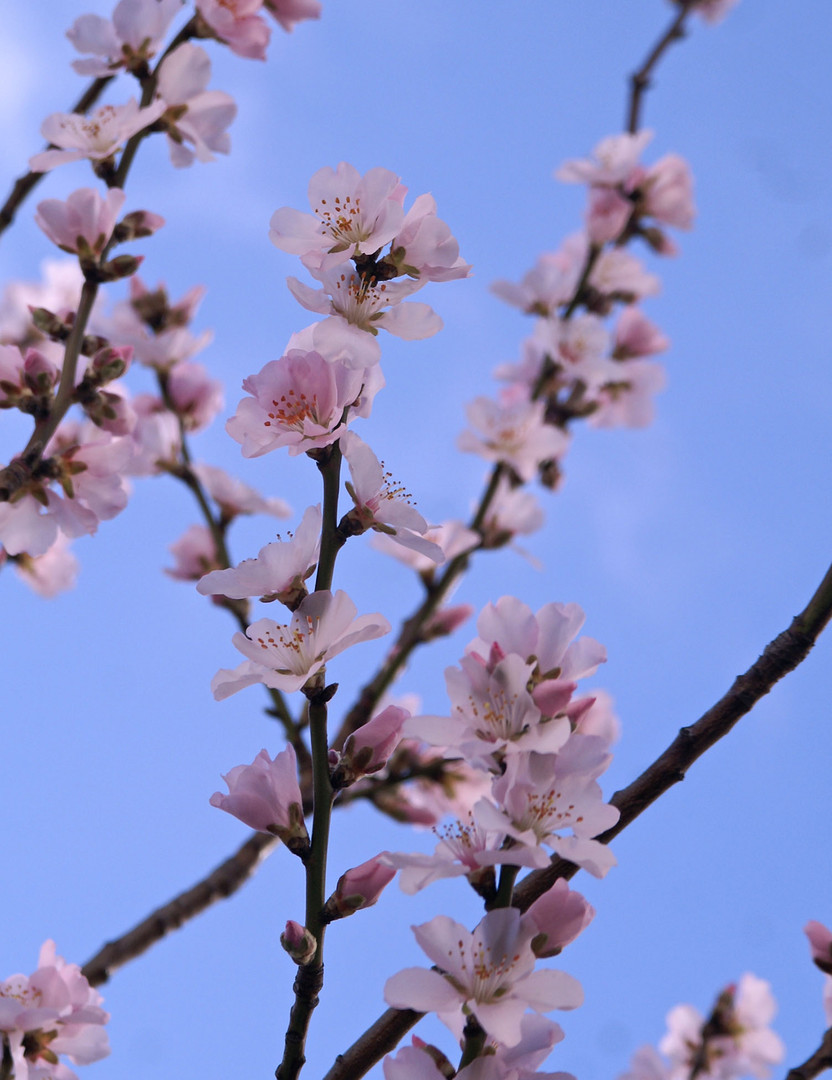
[334,706,408,787]
[524,879,595,958]
[280,920,317,966]
[324,855,395,921]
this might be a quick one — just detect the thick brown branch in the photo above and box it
[81,831,277,987]
[786,1028,832,1080]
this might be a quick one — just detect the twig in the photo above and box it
[323,558,832,1080]
[627,1,695,133]
[786,1028,832,1080]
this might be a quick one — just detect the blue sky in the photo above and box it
[1,3,832,1080]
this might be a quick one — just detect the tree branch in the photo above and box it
[627,1,695,134]
[786,1028,832,1080]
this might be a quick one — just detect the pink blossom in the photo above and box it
[384,908,583,1046]
[613,307,670,359]
[585,185,633,244]
[532,314,619,392]
[458,391,569,483]
[325,854,396,918]
[0,259,84,344]
[30,100,166,173]
[556,130,653,187]
[263,0,321,31]
[805,920,832,975]
[340,431,443,561]
[480,478,545,549]
[197,503,321,601]
[373,519,479,577]
[192,462,291,520]
[491,250,582,318]
[0,344,59,407]
[660,975,784,1080]
[210,744,309,847]
[0,940,109,1077]
[685,0,740,25]
[34,188,126,256]
[166,360,224,431]
[588,359,666,429]
[215,588,391,695]
[390,193,472,282]
[619,1045,671,1080]
[126,393,181,474]
[12,535,80,598]
[339,704,409,782]
[643,154,695,230]
[166,524,221,582]
[156,43,237,167]
[270,163,406,271]
[523,879,595,957]
[197,0,271,60]
[67,0,182,76]
[287,265,441,363]
[226,349,379,457]
[477,743,619,878]
[589,248,661,302]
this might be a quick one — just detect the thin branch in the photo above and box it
[627,1,695,133]
[81,831,277,987]
[786,1028,832,1080]
[0,76,112,239]
[324,558,832,1080]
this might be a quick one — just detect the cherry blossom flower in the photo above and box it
[210,744,309,847]
[340,431,443,561]
[197,503,320,602]
[491,250,581,318]
[67,0,182,76]
[589,248,661,303]
[613,307,670,359]
[197,0,271,60]
[642,154,695,230]
[479,478,545,549]
[585,185,633,244]
[30,100,166,173]
[384,907,583,1046]
[588,359,666,429]
[34,187,127,256]
[458,389,569,483]
[126,393,181,474]
[660,975,784,1080]
[0,940,110,1079]
[213,588,391,696]
[270,163,406,271]
[156,43,237,167]
[226,348,379,457]
[532,314,620,393]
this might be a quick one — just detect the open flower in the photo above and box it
[384,907,583,1046]
[210,744,308,849]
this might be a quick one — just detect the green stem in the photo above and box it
[457,1017,487,1071]
[491,863,519,910]
[277,692,334,1080]
[314,442,345,593]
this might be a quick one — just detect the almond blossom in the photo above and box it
[373,519,480,577]
[155,43,238,168]
[340,431,443,561]
[458,390,569,483]
[210,744,308,846]
[0,940,110,1079]
[197,503,321,602]
[34,188,127,256]
[212,588,391,696]
[587,359,666,429]
[263,0,321,32]
[8,535,80,598]
[388,193,472,282]
[191,463,291,521]
[166,524,221,582]
[30,99,166,173]
[270,163,406,272]
[226,348,380,457]
[556,131,654,187]
[165,360,224,431]
[490,249,582,318]
[66,0,182,76]
[384,908,583,1046]
[197,0,271,60]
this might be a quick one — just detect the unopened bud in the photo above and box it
[280,920,317,966]
[113,209,166,244]
[98,254,144,282]
[324,855,395,921]
[30,307,68,341]
[91,345,132,383]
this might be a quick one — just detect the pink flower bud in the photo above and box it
[325,854,396,920]
[337,706,408,786]
[524,879,595,957]
[34,187,126,256]
[805,921,832,976]
[280,920,317,965]
[209,745,309,855]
